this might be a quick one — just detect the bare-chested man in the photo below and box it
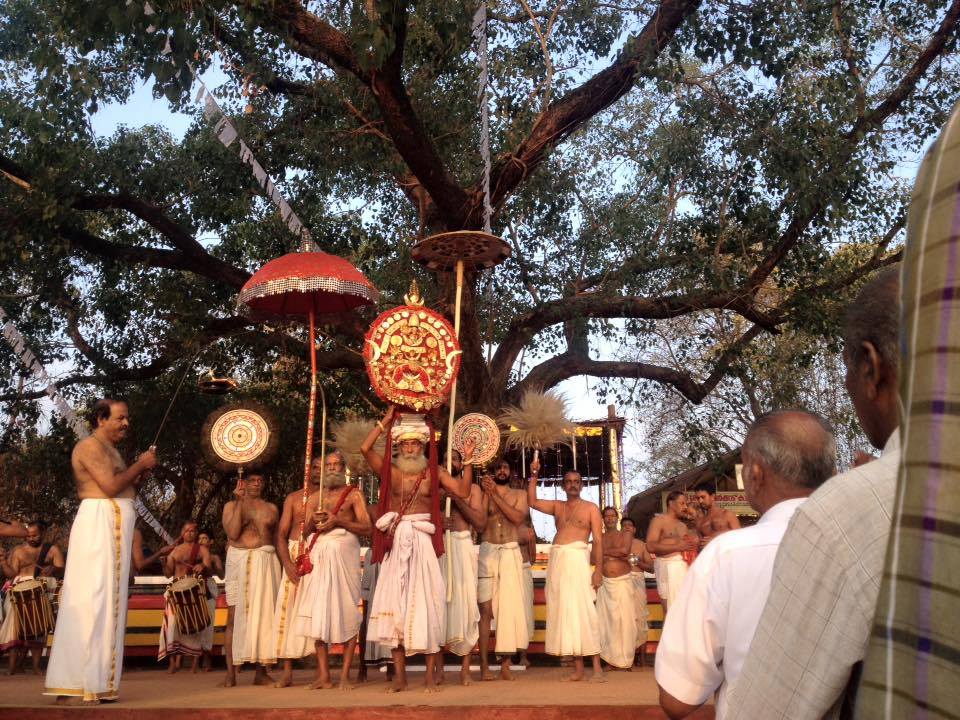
[620,517,653,668]
[438,449,484,686]
[361,406,474,693]
[292,450,372,690]
[0,521,65,674]
[221,473,281,687]
[478,460,530,682]
[159,521,212,673]
[646,491,697,613]
[596,508,644,671]
[271,455,325,688]
[528,460,605,682]
[196,531,222,670]
[694,487,740,548]
[45,398,156,704]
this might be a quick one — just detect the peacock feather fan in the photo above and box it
[498,390,574,451]
[329,415,383,475]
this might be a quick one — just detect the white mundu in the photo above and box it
[224,545,281,665]
[45,498,135,701]
[477,540,529,654]
[441,530,479,656]
[631,570,650,646]
[654,554,688,610]
[597,572,642,668]
[200,577,219,652]
[272,539,312,659]
[522,560,535,639]
[292,528,362,644]
[368,512,446,655]
[544,541,600,657]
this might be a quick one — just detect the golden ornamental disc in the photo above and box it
[200,403,279,473]
[363,298,462,412]
[452,413,500,466]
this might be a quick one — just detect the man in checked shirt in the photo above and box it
[724,267,902,720]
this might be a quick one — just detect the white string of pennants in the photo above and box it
[0,306,174,543]
[138,0,316,249]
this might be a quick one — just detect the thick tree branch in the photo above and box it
[482,0,702,220]
[249,0,471,227]
[490,288,773,394]
[509,323,762,404]
[71,193,250,288]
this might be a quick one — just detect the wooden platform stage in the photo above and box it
[0,664,714,719]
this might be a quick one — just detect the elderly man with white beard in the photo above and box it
[292,450,372,690]
[361,407,475,693]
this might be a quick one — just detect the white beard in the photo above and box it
[323,470,347,489]
[394,454,428,476]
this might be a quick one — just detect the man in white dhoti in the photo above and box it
[516,513,537,669]
[620,517,652,667]
[646,491,697,613]
[596,508,643,670]
[221,473,281,687]
[0,520,64,675]
[44,398,156,704]
[293,450,372,689]
[271,454,326,687]
[158,520,212,673]
[528,462,605,682]
[361,407,474,692]
[439,450,484,685]
[196,531,221,671]
[477,460,530,681]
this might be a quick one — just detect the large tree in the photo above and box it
[0,1,957,526]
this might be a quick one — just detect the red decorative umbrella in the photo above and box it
[238,243,378,558]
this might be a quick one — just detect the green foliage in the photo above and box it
[0,0,955,525]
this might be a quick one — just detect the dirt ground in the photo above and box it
[0,663,669,709]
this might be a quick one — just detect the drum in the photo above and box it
[10,578,55,641]
[167,576,211,635]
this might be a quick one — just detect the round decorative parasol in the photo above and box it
[410,230,510,599]
[237,243,378,542]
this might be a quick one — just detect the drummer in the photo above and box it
[158,521,212,673]
[0,521,64,674]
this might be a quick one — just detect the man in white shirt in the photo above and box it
[656,409,837,719]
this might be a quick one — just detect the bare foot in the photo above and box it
[590,673,608,683]
[520,654,531,668]
[480,669,498,681]
[274,677,293,688]
[338,680,356,691]
[500,665,515,681]
[423,685,441,694]
[167,664,178,674]
[253,670,275,686]
[307,680,334,690]
[80,698,101,706]
[54,696,84,706]
[560,673,584,682]
[460,668,473,686]
[221,672,237,688]
[384,685,406,693]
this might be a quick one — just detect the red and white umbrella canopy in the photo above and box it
[237,251,379,317]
